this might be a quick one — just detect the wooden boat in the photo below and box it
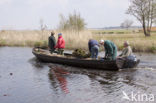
[32,47,140,71]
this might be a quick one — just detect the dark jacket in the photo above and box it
[104,40,117,60]
[48,35,56,51]
[88,40,99,52]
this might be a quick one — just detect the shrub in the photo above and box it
[150,46,156,53]
[34,40,48,49]
[116,32,124,34]
[108,32,114,34]
[0,40,6,46]
[58,11,86,32]
[72,48,90,58]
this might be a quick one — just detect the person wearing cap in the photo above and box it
[48,31,56,54]
[88,39,99,59]
[118,41,132,58]
[100,40,117,61]
[55,33,65,55]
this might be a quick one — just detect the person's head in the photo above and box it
[58,33,62,37]
[51,31,55,36]
[99,39,104,45]
[124,41,129,47]
[89,39,93,42]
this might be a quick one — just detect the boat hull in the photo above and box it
[32,48,119,71]
[32,48,140,71]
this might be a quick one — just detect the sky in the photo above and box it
[0,0,140,30]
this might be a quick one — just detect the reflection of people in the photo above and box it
[100,40,117,61]
[88,39,99,59]
[55,33,65,55]
[49,66,69,94]
[118,41,132,58]
[48,31,56,54]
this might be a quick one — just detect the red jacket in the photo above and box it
[55,36,65,49]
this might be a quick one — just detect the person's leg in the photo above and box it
[95,46,99,59]
[49,48,53,54]
[91,47,94,58]
[112,47,117,60]
[57,49,64,55]
[92,46,99,59]
[107,55,112,61]
[60,49,64,55]
[50,50,53,54]
[50,48,55,54]
[57,49,61,54]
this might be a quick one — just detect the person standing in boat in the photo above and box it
[55,33,65,55]
[48,31,56,54]
[100,40,117,61]
[88,39,100,60]
[118,41,132,58]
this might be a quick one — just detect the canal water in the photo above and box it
[0,47,156,103]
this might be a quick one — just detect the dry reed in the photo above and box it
[0,30,156,53]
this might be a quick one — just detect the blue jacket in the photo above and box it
[88,40,99,52]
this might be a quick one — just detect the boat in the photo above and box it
[32,47,140,71]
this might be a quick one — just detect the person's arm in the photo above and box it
[106,43,113,56]
[52,36,56,46]
[88,42,91,53]
[118,49,124,57]
[63,39,65,48]
[61,38,65,48]
[48,37,50,47]
[58,38,62,47]
[104,46,107,58]
[54,39,59,48]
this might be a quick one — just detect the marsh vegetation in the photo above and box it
[0,29,156,53]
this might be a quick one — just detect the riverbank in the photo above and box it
[0,30,156,53]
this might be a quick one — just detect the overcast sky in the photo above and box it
[0,0,140,30]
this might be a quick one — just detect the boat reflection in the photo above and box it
[29,57,44,68]
[48,65,70,94]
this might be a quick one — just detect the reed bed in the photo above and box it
[0,30,156,53]
[94,33,156,53]
[0,30,93,49]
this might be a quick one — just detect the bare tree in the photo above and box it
[39,19,47,40]
[120,19,133,30]
[127,0,156,36]
[39,19,47,32]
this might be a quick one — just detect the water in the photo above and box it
[0,47,156,103]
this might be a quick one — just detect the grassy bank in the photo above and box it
[0,30,156,53]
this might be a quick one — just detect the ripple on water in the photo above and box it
[0,47,156,103]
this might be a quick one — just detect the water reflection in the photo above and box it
[29,52,156,103]
[48,65,70,94]
[29,57,44,68]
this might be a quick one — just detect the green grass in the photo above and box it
[91,29,134,34]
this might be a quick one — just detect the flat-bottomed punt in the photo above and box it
[32,48,140,71]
